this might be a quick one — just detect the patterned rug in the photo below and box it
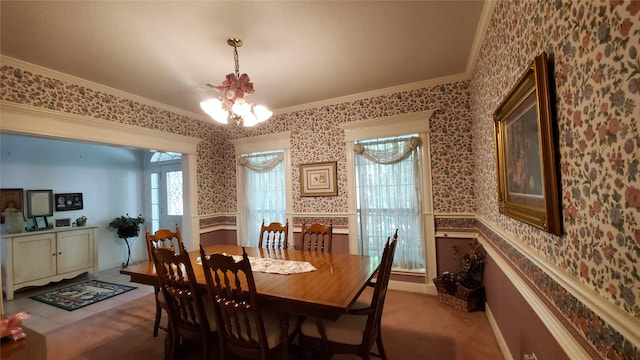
[29,280,136,311]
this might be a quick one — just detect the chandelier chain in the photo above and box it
[233,45,240,78]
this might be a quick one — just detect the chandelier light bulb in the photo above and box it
[199,98,228,124]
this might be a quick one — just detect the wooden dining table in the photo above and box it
[120,244,380,357]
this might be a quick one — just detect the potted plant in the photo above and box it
[109,214,145,268]
[109,213,145,239]
[451,239,486,289]
[75,216,87,227]
[433,239,486,312]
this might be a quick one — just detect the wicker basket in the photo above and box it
[433,277,485,312]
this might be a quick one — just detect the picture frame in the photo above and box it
[27,190,54,217]
[55,193,84,211]
[33,215,48,230]
[1,188,24,223]
[493,52,561,235]
[55,218,71,228]
[300,161,338,197]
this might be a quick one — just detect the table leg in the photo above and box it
[279,313,289,360]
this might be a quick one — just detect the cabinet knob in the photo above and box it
[52,253,56,256]
[58,252,62,255]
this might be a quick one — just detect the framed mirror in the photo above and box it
[27,190,54,217]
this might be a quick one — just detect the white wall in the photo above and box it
[0,133,149,270]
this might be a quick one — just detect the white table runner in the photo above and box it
[197,255,316,275]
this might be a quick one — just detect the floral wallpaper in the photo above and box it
[471,0,639,358]
[0,64,476,218]
[226,83,476,216]
[4,0,637,357]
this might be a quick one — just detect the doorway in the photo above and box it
[146,152,183,234]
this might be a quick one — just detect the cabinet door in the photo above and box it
[13,233,57,284]
[57,229,94,274]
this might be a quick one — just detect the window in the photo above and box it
[341,111,435,279]
[355,135,424,271]
[231,132,292,247]
[238,151,286,246]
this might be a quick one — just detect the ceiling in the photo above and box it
[1,1,489,118]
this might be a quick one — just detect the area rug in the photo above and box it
[29,280,136,311]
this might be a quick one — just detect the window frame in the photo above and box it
[230,132,292,245]
[340,110,436,282]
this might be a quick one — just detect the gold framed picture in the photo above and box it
[300,161,338,197]
[493,52,562,235]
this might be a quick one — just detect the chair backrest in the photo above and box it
[258,219,289,249]
[146,225,184,261]
[300,222,333,253]
[151,246,212,340]
[199,245,271,359]
[363,230,397,348]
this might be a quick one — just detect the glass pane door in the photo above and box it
[149,163,182,233]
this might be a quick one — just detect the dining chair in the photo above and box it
[300,222,333,253]
[298,234,398,360]
[199,245,300,360]
[145,226,184,337]
[151,246,217,360]
[258,219,289,250]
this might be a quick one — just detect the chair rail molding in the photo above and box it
[477,216,639,357]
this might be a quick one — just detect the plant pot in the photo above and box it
[117,225,140,239]
[4,212,25,233]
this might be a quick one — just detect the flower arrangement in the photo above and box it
[109,214,145,239]
[451,239,486,289]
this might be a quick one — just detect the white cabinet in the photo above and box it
[1,227,98,300]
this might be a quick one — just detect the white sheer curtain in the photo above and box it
[355,136,425,271]
[238,151,285,247]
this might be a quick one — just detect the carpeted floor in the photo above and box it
[45,289,503,359]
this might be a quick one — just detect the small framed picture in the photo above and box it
[300,161,338,197]
[55,193,84,211]
[34,215,48,230]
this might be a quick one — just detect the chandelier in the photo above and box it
[200,38,272,127]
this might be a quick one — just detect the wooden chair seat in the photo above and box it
[300,312,368,345]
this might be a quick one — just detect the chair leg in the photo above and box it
[154,302,162,337]
[376,332,387,360]
[153,287,163,337]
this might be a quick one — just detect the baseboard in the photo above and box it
[485,303,513,360]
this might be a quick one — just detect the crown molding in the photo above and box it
[465,0,497,76]
[273,73,468,115]
[0,55,212,123]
